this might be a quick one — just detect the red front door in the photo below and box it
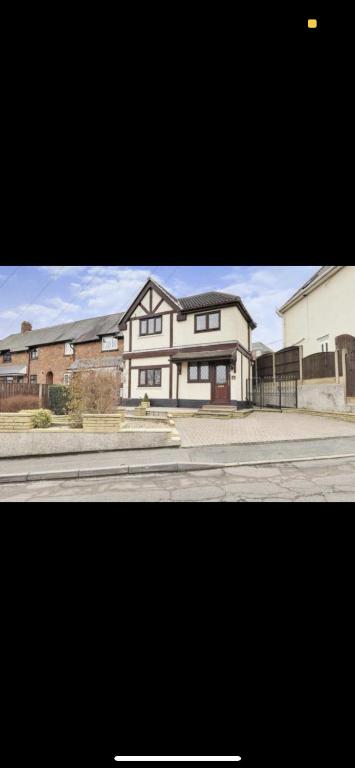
[212,363,230,404]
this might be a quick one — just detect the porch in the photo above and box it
[171,347,243,408]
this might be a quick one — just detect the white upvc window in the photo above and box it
[64,373,72,386]
[101,335,118,351]
[64,342,74,356]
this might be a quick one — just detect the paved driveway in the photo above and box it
[176,412,355,447]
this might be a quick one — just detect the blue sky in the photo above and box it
[0,265,321,349]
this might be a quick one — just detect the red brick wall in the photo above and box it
[74,338,123,360]
[0,350,29,366]
[28,343,74,384]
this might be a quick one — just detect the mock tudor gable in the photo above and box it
[120,278,256,408]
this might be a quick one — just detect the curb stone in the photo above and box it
[0,453,355,484]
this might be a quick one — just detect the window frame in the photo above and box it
[30,375,38,385]
[194,310,221,334]
[101,335,118,352]
[137,368,162,388]
[30,348,38,359]
[187,362,211,383]
[3,351,12,363]
[64,342,75,356]
[139,316,163,336]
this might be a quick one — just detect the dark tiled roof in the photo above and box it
[179,291,240,310]
[0,312,124,353]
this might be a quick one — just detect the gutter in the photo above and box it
[278,266,344,315]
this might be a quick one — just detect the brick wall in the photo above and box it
[74,338,124,360]
[0,350,28,366]
[28,343,74,384]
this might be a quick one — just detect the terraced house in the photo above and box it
[119,278,256,408]
[0,314,124,386]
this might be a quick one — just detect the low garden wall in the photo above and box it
[0,427,180,458]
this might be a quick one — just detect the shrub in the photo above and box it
[31,409,52,428]
[0,395,39,412]
[67,370,118,422]
[49,385,70,415]
[143,393,150,402]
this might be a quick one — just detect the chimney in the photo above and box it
[21,321,32,334]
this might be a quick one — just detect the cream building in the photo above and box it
[278,265,355,357]
[119,278,256,408]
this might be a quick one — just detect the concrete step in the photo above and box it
[195,408,253,419]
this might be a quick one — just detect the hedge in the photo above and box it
[49,385,70,415]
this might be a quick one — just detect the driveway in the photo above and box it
[176,412,355,447]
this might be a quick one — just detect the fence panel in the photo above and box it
[275,346,300,379]
[302,352,335,379]
[0,382,49,411]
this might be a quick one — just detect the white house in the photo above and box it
[278,265,355,357]
[118,278,256,408]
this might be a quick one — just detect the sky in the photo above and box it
[0,265,321,350]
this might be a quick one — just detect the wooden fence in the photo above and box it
[0,383,49,411]
[256,348,343,381]
[256,346,300,380]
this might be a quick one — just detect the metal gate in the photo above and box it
[346,350,355,396]
[247,377,298,409]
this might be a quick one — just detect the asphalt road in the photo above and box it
[2,455,355,502]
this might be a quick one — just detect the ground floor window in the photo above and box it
[138,368,162,387]
[63,373,72,386]
[188,362,210,382]
[30,375,37,384]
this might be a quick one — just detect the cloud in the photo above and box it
[219,265,321,349]
[0,297,81,336]
[37,266,88,278]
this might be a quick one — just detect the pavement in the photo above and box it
[2,455,355,502]
[0,435,355,483]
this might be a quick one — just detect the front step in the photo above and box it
[195,406,253,419]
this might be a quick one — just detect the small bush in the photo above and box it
[31,409,52,429]
[67,370,118,420]
[49,385,70,415]
[0,395,39,412]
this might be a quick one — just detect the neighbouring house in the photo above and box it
[277,265,355,356]
[252,341,273,360]
[0,314,124,388]
[118,278,256,408]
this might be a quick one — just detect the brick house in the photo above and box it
[0,314,124,388]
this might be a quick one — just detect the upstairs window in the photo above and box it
[30,348,38,359]
[64,342,74,356]
[102,336,118,351]
[140,316,162,336]
[194,311,221,333]
[3,351,12,362]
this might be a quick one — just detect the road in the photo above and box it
[2,455,355,502]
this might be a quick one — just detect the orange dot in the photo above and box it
[308,19,318,28]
